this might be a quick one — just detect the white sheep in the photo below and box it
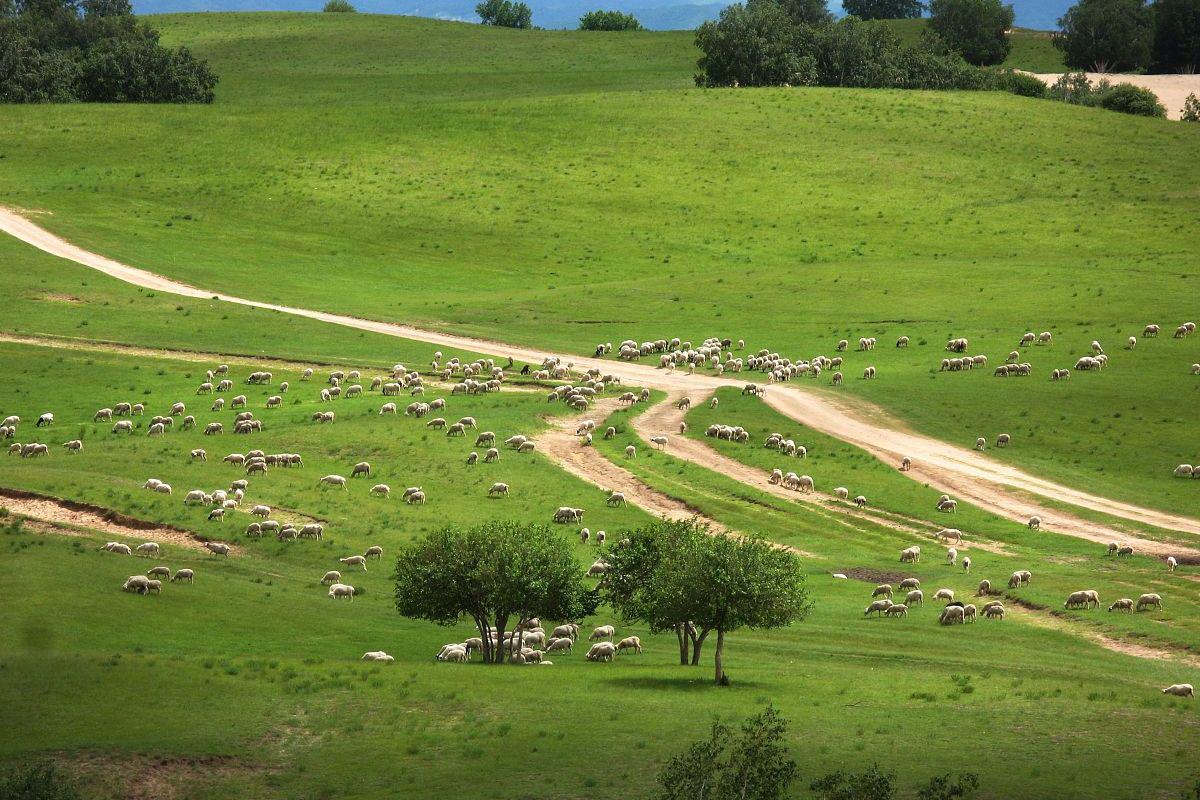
[172,569,194,583]
[319,474,348,490]
[328,583,356,601]
[488,482,510,497]
[1162,684,1194,698]
[933,588,955,603]
[1167,556,1178,572]
[361,651,395,663]
[340,555,368,571]
[370,483,391,498]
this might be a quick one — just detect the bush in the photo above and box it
[476,0,533,28]
[928,0,1014,66]
[1097,82,1166,116]
[0,762,81,800]
[1047,70,1099,104]
[1151,0,1200,72]
[578,9,643,30]
[916,772,980,800]
[694,2,816,87]
[322,0,357,10]
[1054,0,1153,73]
[993,68,1048,97]
[842,0,925,18]
[1183,92,1200,122]
[811,764,896,800]
[765,0,832,26]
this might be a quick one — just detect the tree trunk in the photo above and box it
[691,627,710,666]
[714,627,727,685]
[675,623,690,665]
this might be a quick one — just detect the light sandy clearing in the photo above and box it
[0,488,232,553]
[1030,72,1200,120]
[3,207,1198,554]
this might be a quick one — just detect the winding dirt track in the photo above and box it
[3,207,1199,557]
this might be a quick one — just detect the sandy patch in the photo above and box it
[1030,72,1200,121]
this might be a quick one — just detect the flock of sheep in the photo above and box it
[433,619,643,665]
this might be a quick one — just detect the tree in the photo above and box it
[476,0,532,28]
[842,0,925,19]
[1054,0,1152,73]
[810,765,897,800]
[602,520,810,684]
[579,9,643,29]
[656,706,798,800]
[322,0,357,11]
[393,521,584,664]
[750,0,830,26]
[1151,0,1200,73]
[1183,92,1200,121]
[694,2,816,87]
[928,0,1014,65]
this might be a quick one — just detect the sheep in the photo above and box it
[488,482,510,497]
[153,483,172,495]
[937,499,958,514]
[996,433,1011,448]
[147,565,171,579]
[113,420,134,434]
[361,651,395,663]
[899,456,912,471]
[933,588,955,603]
[938,605,966,625]
[871,584,893,599]
[586,642,617,662]
[351,461,371,479]
[896,335,909,348]
[1136,593,1163,612]
[1167,556,1178,572]
[328,583,356,601]
[36,412,54,428]
[1162,684,1195,698]
[946,547,957,566]
[204,542,230,556]
[339,555,368,572]
[616,636,643,654]
[853,495,867,508]
[862,366,876,380]
[319,474,349,490]
[1108,598,1134,613]
[172,569,194,583]
[1027,516,1042,531]
[900,546,922,563]
[906,589,924,606]
[189,448,207,462]
[898,577,920,591]
[62,439,83,453]
[245,522,263,538]
[122,575,153,594]
[936,528,962,545]
[517,441,536,454]
[321,570,342,585]
[589,625,615,642]
[1064,590,1097,610]
[983,602,1004,619]
[831,371,843,385]
[203,422,223,436]
[207,508,226,522]
[94,408,113,421]
[1117,545,1134,557]
[547,637,573,654]
[1174,464,1195,477]
[834,486,849,499]
[369,483,391,498]
[797,475,815,493]
[885,604,908,618]
[606,491,627,507]
[977,579,991,596]
[962,556,971,573]
[136,542,160,558]
[625,445,636,458]
[975,437,986,451]
[105,543,133,556]
[1143,324,1159,337]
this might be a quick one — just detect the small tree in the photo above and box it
[916,772,980,800]
[603,519,810,684]
[752,0,831,26]
[810,765,897,800]
[1183,92,1200,121]
[1151,0,1200,73]
[1054,0,1152,73]
[476,0,533,28]
[393,521,584,664]
[928,0,1014,65]
[323,0,356,11]
[656,706,798,800]
[694,2,815,87]
[579,9,644,29]
[842,0,925,19]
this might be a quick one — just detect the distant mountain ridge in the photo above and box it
[135,0,1070,32]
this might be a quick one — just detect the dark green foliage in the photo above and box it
[916,772,980,800]
[475,0,532,28]
[1151,0,1200,72]
[1054,0,1152,73]
[758,0,831,26]
[1183,92,1200,121]
[322,0,356,11]
[578,9,643,29]
[993,67,1048,96]
[656,707,798,800]
[928,0,1014,65]
[1098,82,1166,116]
[0,0,216,103]
[842,0,925,18]
[392,520,584,664]
[694,2,816,87]
[1047,70,1097,104]
[811,764,897,800]
[0,762,81,800]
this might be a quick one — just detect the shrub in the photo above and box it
[322,0,356,10]
[811,764,897,800]
[1047,70,1099,104]
[1097,82,1167,116]
[842,0,925,18]
[476,0,533,28]
[578,9,643,30]
[1054,0,1153,73]
[916,772,980,800]
[694,2,816,87]
[928,0,1014,66]
[765,0,832,26]
[994,68,1048,97]
[1183,92,1200,122]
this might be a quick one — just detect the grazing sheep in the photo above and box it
[946,547,957,566]
[1064,590,1098,610]
[616,636,643,654]
[872,584,893,599]
[961,556,971,573]
[321,570,342,585]
[351,461,371,478]
[1162,684,1195,698]
[906,589,924,606]
[606,491,627,507]
[62,439,83,453]
[488,482,510,497]
[190,448,206,462]
[933,588,955,603]
[977,580,990,596]
[1108,598,1134,613]
[1167,556,1178,572]
[1136,593,1163,611]
[153,483,172,495]
[625,445,636,458]
[135,542,160,557]
[589,625,615,642]
[517,441,536,454]
[328,583,356,601]
[834,486,849,499]
[370,483,391,498]
[938,605,966,625]
[884,604,908,618]
[363,546,383,561]
[340,555,368,571]
[975,437,986,451]
[362,651,395,663]
[900,546,922,563]
[147,565,171,579]
[937,499,957,514]
[853,495,867,508]
[204,542,231,557]
[319,474,349,490]
[405,489,427,505]
[983,602,1004,619]
[122,575,153,594]
[899,456,911,471]
[585,642,617,662]
[172,569,194,583]
[1028,516,1041,530]
[898,577,920,591]
[113,420,134,434]
[936,528,962,544]
[105,543,133,556]
[207,508,226,522]
[1117,545,1133,557]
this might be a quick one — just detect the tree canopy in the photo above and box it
[1054,0,1153,73]
[1150,0,1200,73]
[928,0,1014,65]
[842,0,925,19]
[0,0,216,103]
[579,9,643,30]
[392,520,585,664]
[476,0,532,28]
[751,0,831,26]
[602,519,810,684]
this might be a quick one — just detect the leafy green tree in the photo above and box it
[1183,92,1200,121]
[1151,0,1200,73]
[476,0,532,28]
[842,0,925,19]
[1054,0,1152,73]
[810,764,897,800]
[694,2,815,87]
[656,706,798,800]
[602,519,810,684]
[928,0,1014,65]
[322,0,356,11]
[579,9,643,29]
[916,772,980,800]
[750,0,830,26]
[393,521,584,664]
